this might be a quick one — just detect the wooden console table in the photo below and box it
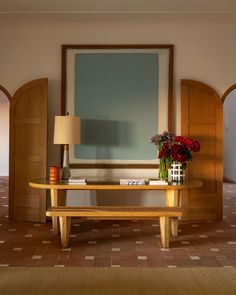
[29,178,202,237]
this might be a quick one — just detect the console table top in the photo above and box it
[29,178,203,191]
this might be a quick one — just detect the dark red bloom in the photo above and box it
[151,131,200,169]
[174,136,185,144]
[170,143,191,163]
[158,143,170,159]
[174,136,200,152]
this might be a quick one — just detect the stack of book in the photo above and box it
[149,179,168,185]
[68,177,87,185]
[120,178,145,185]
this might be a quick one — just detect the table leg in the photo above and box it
[165,189,180,236]
[50,189,66,236]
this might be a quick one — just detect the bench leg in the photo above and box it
[160,216,170,248]
[59,217,71,248]
[165,189,180,237]
[171,218,178,237]
[50,189,66,236]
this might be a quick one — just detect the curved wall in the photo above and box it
[224,89,236,182]
[0,92,9,176]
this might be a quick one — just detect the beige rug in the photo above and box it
[0,267,236,295]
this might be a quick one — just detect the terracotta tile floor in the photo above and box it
[0,176,236,267]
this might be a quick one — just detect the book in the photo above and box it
[149,179,168,185]
[68,182,87,185]
[120,178,145,185]
[68,177,87,183]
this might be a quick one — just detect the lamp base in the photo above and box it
[61,166,71,180]
[61,145,71,180]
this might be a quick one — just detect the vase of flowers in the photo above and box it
[151,131,200,181]
[150,131,174,180]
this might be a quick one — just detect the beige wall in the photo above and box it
[0,90,9,176]
[1,15,235,126]
[0,14,235,204]
[0,92,9,176]
[224,89,236,182]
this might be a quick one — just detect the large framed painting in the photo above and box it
[61,45,173,168]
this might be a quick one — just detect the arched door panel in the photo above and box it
[9,78,48,222]
[181,80,223,220]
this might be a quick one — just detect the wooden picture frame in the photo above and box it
[62,45,173,168]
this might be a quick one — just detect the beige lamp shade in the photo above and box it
[53,115,81,144]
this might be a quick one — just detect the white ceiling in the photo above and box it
[0,0,236,13]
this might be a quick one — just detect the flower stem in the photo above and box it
[159,158,168,180]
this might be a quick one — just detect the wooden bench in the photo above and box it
[46,206,183,248]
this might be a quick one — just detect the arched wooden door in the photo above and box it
[9,78,48,222]
[181,80,223,221]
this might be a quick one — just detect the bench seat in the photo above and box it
[46,206,183,248]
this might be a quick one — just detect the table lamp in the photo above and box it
[53,115,81,180]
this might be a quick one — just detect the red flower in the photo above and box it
[174,136,185,144]
[151,131,200,169]
[158,143,170,159]
[170,143,192,163]
[174,136,200,152]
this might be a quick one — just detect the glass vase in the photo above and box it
[159,158,169,180]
